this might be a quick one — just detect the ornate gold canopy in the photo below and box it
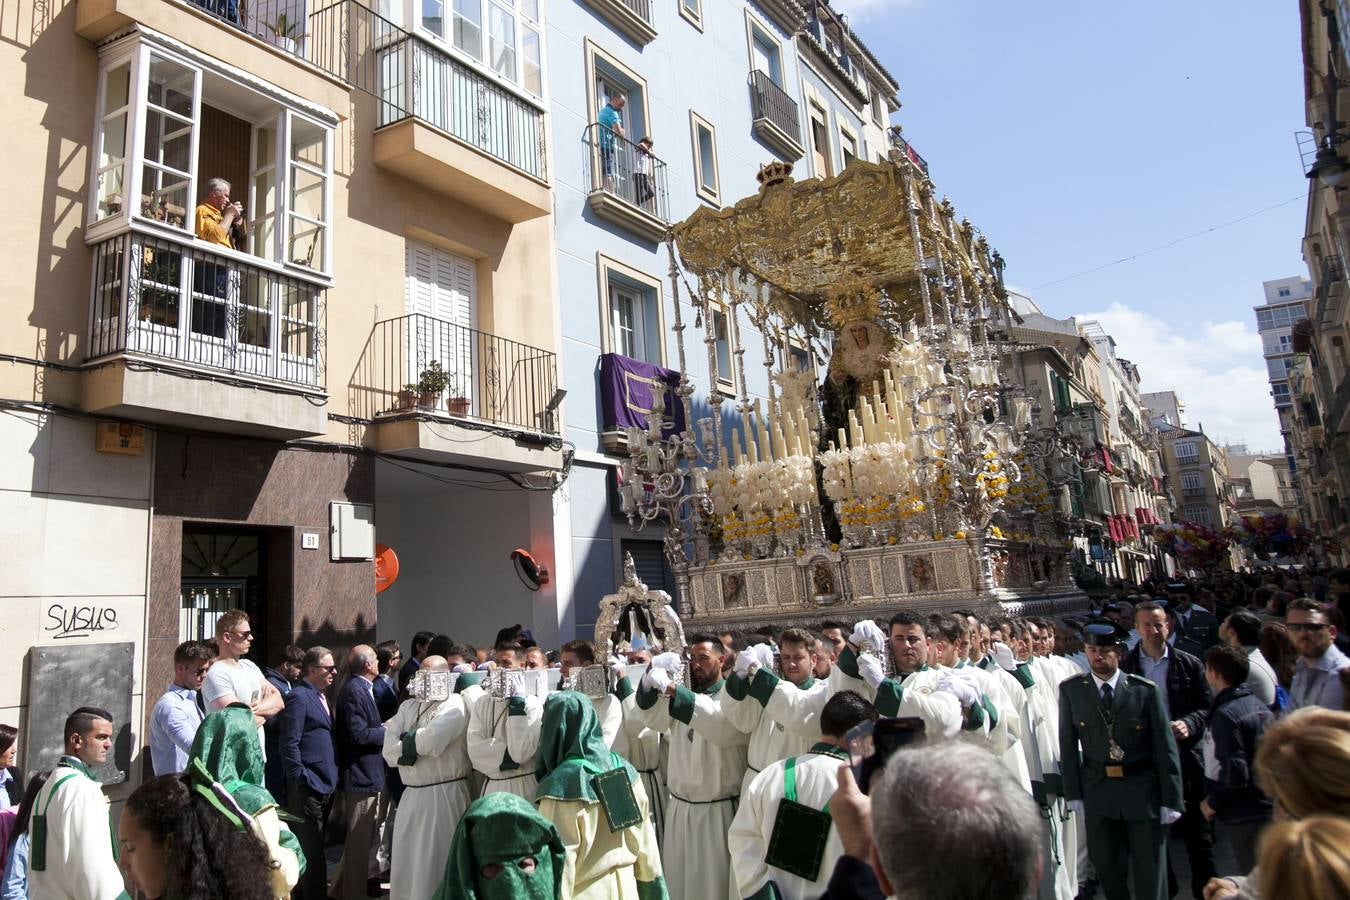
[670,156,1001,334]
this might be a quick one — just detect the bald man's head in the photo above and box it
[348,644,377,679]
[421,655,449,673]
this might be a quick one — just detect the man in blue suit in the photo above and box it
[331,645,388,900]
[280,646,338,900]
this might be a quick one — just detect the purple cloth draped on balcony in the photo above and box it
[599,353,685,438]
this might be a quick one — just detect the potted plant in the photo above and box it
[445,377,470,417]
[262,11,305,53]
[414,360,451,409]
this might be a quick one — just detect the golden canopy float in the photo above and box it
[615,153,1088,627]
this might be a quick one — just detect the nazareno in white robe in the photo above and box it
[633,680,748,900]
[728,745,850,900]
[27,761,126,900]
[462,684,543,800]
[381,693,473,900]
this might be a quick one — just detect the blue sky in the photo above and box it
[835,0,1309,451]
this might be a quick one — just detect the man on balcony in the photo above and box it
[194,177,248,250]
[598,95,626,192]
[192,178,248,340]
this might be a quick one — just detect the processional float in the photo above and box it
[610,150,1087,631]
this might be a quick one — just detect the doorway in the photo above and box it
[180,527,270,665]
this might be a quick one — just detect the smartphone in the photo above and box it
[845,717,926,794]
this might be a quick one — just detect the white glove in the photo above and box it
[1066,800,1085,817]
[452,663,473,674]
[475,662,494,672]
[753,643,776,672]
[608,658,626,679]
[991,641,1017,672]
[1161,807,1182,826]
[734,649,757,678]
[857,651,886,690]
[652,652,683,674]
[642,666,671,693]
[851,620,886,653]
[937,673,979,708]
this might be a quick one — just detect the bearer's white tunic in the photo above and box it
[728,744,850,900]
[719,670,827,790]
[381,693,472,900]
[462,684,543,799]
[834,650,965,738]
[27,760,126,900]
[617,679,667,850]
[633,680,748,900]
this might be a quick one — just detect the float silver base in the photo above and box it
[679,537,1090,630]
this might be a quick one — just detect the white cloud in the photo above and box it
[1073,302,1283,452]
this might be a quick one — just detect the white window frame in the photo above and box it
[85,34,336,279]
[585,40,649,141]
[744,14,784,85]
[710,301,736,395]
[838,122,858,167]
[596,253,667,367]
[807,102,832,177]
[679,0,702,30]
[415,0,546,99]
[689,111,720,205]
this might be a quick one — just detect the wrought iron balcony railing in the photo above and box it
[748,70,801,146]
[231,0,552,182]
[585,124,670,224]
[887,126,929,176]
[352,312,558,433]
[89,227,326,387]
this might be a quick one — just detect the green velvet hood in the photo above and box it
[188,703,274,814]
[534,691,637,803]
[431,793,566,900]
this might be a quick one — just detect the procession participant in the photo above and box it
[722,628,829,790]
[614,656,667,850]
[559,641,625,753]
[818,622,848,659]
[430,793,566,900]
[929,614,1030,791]
[633,635,748,900]
[535,692,666,899]
[835,614,979,738]
[188,705,304,897]
[463,643,544,799]
[381,656,473,900]
[27,707,127,900]
[812,632,837,680]
[728,691,876,900]
[1059,623,1183,900]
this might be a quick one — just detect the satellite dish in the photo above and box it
[511,548,549,591]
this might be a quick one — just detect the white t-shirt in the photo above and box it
[202,658,267,758]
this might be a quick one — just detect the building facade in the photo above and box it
[1159,427,1238,539]
[1,0,571,783]
[1253,276,1310,512]
[1291,0,1350,562]
[546,0,900,635]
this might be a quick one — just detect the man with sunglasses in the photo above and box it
[201,609,284,754]
[1286,597,1349,711]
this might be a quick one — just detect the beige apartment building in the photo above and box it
[1292,0,1350,563]
[1159,426,1238,555]
[1,0,567,783]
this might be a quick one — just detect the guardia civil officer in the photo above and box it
[1059,622,1183,900]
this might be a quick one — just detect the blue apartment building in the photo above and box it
[544,0,901,634]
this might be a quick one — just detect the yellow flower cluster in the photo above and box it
[977,449,1009,500]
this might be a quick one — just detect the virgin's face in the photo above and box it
[849,325,870,350]
[119,813,168,898]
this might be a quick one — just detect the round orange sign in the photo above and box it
[375,544,400,594]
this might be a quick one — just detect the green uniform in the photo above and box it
[1058,671,1182,900]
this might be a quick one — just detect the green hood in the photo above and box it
[432,793,566,900]
[189,704,274,814]
[534,691,637,803]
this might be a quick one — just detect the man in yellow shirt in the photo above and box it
[194,177,247,249]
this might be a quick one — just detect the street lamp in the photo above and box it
[1308,142,1350,188]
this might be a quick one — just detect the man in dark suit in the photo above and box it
[1168,583,1220,653]
[1123,601,1215,899]
[396,631,435,698]
[1061,622,1183,900]
[280,645,338,900]
[263,644,304,803]
[331,645,388,900]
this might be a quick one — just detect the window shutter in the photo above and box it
[621,540,669,593]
